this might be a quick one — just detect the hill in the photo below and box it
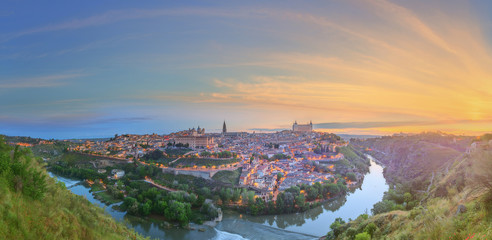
[326,133,492,239]
[0,137,146,240]
[352,132,472,194]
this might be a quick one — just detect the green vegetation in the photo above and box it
[200,150,237,158]
[165,148,192,156]
[228,182,348,216]
[371,189,416,215]
[326,133,492,239]
[94,191,122,204]
[30,141,77,158]
[0,135,42,145]
[171,157,240,168]
[141,149,167,161]
[118,182,217,227]
[269,153,291,161]
[212,168,242,185]
[338,145,370,174]
[0,137,145,239]
[50,164,106,180]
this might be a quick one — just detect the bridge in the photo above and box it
[161,166,240,180]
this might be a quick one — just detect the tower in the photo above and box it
[222,121,227,134]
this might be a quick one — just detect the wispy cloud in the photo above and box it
[248,127,290,132]
[315,119,492,129]
[0,73,84,88]
[315,121,429,129]
[0,8,248,43]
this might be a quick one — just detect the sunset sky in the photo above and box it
[1,0,492,139]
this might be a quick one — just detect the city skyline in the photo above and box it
[2,1,492,139]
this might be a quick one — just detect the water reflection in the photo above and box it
[48,155,387,239]
[219,157,388,237]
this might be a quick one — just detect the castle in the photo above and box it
[292,121,313,133]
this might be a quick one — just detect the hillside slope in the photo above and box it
[0,138,146,240]
[353,133,471,193]
[326,133,492,239]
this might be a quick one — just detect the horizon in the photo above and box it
[1,125,479,140]
[2,1,492,139]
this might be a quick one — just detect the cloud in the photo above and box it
[0,73,84,88]
[248,128,290,132]
[315,121,429,129]
[315,119,492,129]
[89,117,152,125]
[359,0,458,55]
[0,8,248,43]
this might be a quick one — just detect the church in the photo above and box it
[222,121,246,137]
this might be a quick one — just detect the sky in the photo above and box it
[1,0,492,139]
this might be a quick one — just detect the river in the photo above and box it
[49,155,388,240]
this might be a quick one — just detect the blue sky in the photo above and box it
[1,1,492,139]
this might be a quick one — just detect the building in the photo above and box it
[172,136,215,149]
[222,121,247,137]
[292,121,313,133]
[111,169,125,179]
[188,126,205,136]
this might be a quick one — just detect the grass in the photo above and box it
[330,192,492,239]
[328,143,492,240]
[94,191,123,204]
[90,183,105,192]
[0,173,144,240]
[0,140,146,240]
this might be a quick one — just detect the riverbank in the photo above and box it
[48,156,388,239]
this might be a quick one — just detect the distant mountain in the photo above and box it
[337,134,382,141]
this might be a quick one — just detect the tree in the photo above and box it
[142,149,165,161]
[155,200,168,215]
[346,172,357,182]
[277,172,284,180]
[403,192,412,203]
[249,198,265,215]
[200,151,212,157]
[364,223,377,237]
[165,200,192,227]
[295,194,306,209]
[330,217,346,237]
[123,197,139,215]
[306,186,319,201]
[140,201,152,216]
[247,191,255,205]
[232,188,241,202]
[346,227,357,239]
[355,232,371,240]
[372,200,396,215]
[200,202,218,219]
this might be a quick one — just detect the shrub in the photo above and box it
[364,222,377,237]
[372,200,396,215]
[355,232,371,240]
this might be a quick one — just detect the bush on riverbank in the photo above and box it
[119,184,216,227]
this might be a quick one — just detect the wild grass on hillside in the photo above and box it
[0,138,146,240]
[328,134,492,239]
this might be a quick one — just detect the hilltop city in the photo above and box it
[63,121,352,200]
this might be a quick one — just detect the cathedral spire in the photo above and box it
[222,121,227,134]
